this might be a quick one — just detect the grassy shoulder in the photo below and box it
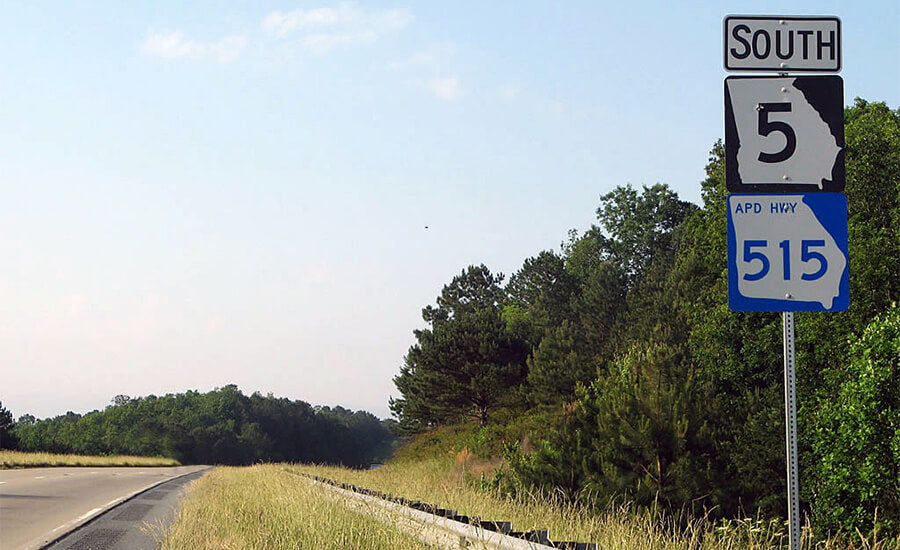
[290,412,896,550]
[0,450,180,468]
[161,465,429,550]
[155,455,895,550]
[158,405,895,550]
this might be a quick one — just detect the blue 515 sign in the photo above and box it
[727,194,848,311]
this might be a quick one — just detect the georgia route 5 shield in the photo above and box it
[727,193,849,312]
[725,75,844,192]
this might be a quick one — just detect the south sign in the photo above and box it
[724,16,841,72]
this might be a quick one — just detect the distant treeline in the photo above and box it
[390,99,899,539]
[1,386,397,467]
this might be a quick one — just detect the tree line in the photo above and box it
[390,99,899,538]
[1,385,397,467]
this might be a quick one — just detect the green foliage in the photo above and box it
[809,306,900,536]
[843,99,900,320]
[464,405,563,459]
[13,386,396,467]
[421,264,506,325]
[591,183,697,288]
[0,401,17,450]
[387,405,563,468]
[391,265,529,429]
[506,250,578,336]
[570,259,626,357]
[526,320,596,404]
[580,342,716,511]
[511,341,719,511]
[402,308,528,427]
[503,438,587,500]
[390,98,900,540]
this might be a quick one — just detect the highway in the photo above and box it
[0,465,208,550]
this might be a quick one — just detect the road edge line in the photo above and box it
[28,466,211,550]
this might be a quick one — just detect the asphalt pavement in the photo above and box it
[0,465,209,550]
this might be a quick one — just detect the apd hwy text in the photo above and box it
[733,201,798,214]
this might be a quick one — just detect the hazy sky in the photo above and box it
[2,1,897,420]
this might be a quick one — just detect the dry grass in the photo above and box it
[150,449,898,549]
[290,457,900,550]
[293,458,677,549]
[0,450,180,468]
[160,465,433,549]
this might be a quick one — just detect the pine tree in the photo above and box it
[0,401,17,450]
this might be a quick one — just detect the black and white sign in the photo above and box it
[724,16,841,72]
[725,75,844,192]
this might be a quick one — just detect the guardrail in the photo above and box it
[300,473,596,550]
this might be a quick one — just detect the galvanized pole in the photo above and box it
[783,311,801,549]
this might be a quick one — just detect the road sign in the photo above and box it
[725,75,844,192]
[727,193,849,312]
[724,16,841,72]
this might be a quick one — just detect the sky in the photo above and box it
[2,1,897,420]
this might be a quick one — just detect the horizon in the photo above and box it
[3,1,898,421]
[7,383,395,421]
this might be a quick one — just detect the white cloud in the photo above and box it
[141,30,247,64]
[301,31,367,54]
[428,77,463,101]
[262,3,410,53]
[263,4,357,37]
[389,44,470,101]
[498,85,521,100]
[389,42,457,71]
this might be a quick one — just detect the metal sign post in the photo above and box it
[783,312,800,549]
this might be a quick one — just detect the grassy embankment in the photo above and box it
[161,465,428,550]
[162,418,897,549]
[290,452,771,549]
[0,450,180,468]
[291,434,896,550]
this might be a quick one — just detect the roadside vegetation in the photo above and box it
[389,99,900,543]
[0,450,180,468]
[293,441,896,550]
[0,387,397,467]
[160,465,428,550]
[160,456,893,550]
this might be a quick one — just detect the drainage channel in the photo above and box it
[297,473,596,550]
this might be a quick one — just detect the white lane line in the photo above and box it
[45,469,203,536]
[21,468,207,550]
[0,481,6,485]
[49,497,120,535]
[74,507,104,523]
[34,476,46,479]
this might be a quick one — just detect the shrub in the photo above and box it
[810,306,900,538]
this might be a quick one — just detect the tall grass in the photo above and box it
[0,450,180,468]
[290,457,899,550]
[155,455,898,549]
[161,465,433,549]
